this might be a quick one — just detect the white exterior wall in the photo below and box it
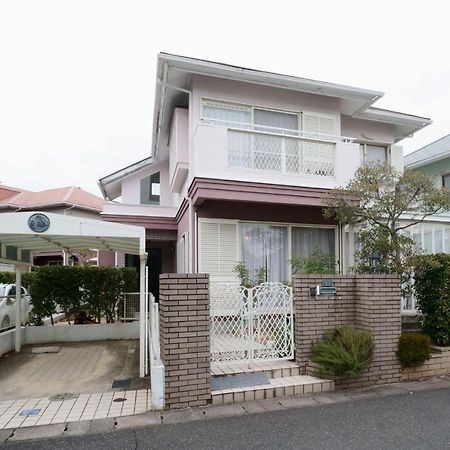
[121,159,177,208]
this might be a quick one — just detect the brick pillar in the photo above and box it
[355,275,402,385]
[159,273,211,409]
[293,275,356,371]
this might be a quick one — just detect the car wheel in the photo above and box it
[1,316,11,330]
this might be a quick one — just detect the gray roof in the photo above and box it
[404,134,450,168]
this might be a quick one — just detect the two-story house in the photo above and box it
[99,53,431,299]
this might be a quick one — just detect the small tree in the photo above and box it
[324,163,450,275]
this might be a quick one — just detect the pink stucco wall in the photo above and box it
[98,250,116,267]
[341,116,395,144]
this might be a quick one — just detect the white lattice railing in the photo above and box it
[228,129,335,177]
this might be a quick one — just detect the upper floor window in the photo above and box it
[442,173,450,189]
[360,144,389,165]
[140,172,160,205]
[202,101,251,127]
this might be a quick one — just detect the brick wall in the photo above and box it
[402,346,450,380]
[159,273,211,409]
[294,274,402,388]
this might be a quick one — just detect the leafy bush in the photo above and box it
[81,266,136,323]
[412,254,450,346]
[2,266,138,325]
[28,266,83,325]
[290,248,335,275]
[311,325,374,378]
[397,332,431,368]
[234,262,267,288]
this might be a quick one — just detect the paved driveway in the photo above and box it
[0,340,141,400]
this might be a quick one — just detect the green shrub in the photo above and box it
[290,247,335,275]
[311,325,374,378]
[412,254,450,346]
[397,332,431,368]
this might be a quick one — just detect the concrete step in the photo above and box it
[211,360,301,380]
[211,375,334,406]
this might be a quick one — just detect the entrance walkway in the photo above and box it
[0,389,151,429]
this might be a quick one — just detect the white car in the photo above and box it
[0,284,32,331]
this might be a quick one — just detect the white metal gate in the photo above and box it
[210,282,294,363]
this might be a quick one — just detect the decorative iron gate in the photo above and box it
[210,282,294,363]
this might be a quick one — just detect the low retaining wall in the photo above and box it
[402,346,450,380]
[0,329,26,358]
[0,322,139,358]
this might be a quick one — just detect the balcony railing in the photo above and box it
[228,128,336,177]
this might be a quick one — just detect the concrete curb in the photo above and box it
[2,376,450,443]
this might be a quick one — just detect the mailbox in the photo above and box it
[309,279,337,297]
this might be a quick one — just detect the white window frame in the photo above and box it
[359,142,391,165]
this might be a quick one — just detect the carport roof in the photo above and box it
[0,211,146,265]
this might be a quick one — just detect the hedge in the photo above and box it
[0,266,137,325]
[412,253,450,346]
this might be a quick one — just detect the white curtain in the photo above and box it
[363,144,387,164]
[202,102,251,128]
[240,223,288,283]
[291,227,335,258]
[253,109,298,133]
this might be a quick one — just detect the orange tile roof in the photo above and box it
[0,185,104,211]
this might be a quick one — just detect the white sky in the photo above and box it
[1,0,450,196]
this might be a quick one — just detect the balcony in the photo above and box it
[193,121,360,189]
[228,128,336,177]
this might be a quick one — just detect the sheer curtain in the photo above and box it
[291,227,335,258]
[202,102,251,127]
[240,223,288,283]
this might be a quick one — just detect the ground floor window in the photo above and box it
[241,223,288,283]
[199,219,337,283]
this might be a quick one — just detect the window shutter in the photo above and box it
[390,145,403,171]
[302,113,335,136]
[301,112,335,176]
[199,221,237,282]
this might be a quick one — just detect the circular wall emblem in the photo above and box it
[28,213,50,233]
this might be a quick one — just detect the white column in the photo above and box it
[139,253,147,377]
[14,265,22,352]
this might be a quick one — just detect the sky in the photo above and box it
[1,0,450,197]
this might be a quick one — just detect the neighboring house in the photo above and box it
[403,135,450,256]
[0,184,115,266]
[99,53,431,299]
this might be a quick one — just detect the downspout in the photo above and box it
[63,204,76,215]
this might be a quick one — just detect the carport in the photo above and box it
[0,212,161,394]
